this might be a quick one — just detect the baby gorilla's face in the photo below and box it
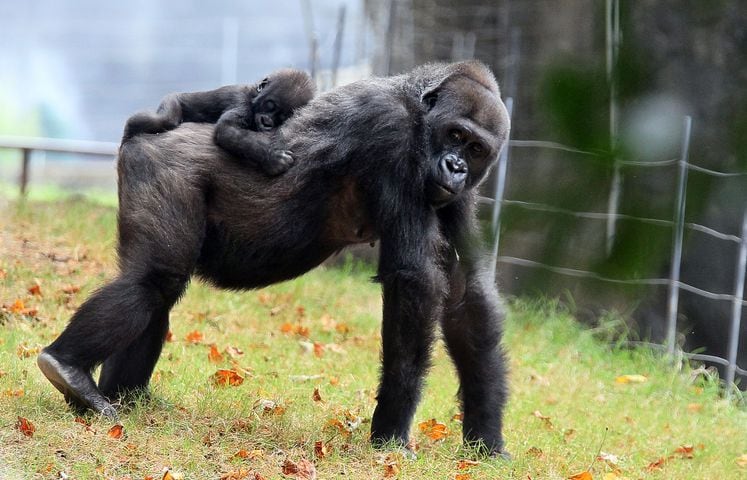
[254,97,285,131]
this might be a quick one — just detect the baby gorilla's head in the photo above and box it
[252,69,316,131]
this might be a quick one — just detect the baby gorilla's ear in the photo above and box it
[256,78,270,93]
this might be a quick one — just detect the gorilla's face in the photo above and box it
[253,71,315,133]
[422,76,510,207]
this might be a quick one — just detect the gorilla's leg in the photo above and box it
[98,304,172,399]
[441,249,508,456]
[38,271,187,416]
[370,222,445,447]
[39,146,205,415]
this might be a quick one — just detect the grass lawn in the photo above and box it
[1,195,746,479]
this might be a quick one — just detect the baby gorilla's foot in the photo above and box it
[262,150,295,176]
[37,350,118,419]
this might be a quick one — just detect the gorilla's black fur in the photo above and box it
[39,61,511,455]
[123,68,315,176]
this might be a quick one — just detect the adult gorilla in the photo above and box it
[38,61,511,455]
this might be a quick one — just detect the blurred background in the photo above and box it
[1,0,746,385]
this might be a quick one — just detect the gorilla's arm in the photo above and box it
[214,106,294,176]
[122,85,249,140]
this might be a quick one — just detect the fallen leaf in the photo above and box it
[526,446,544,458]
[61,284,81,294]
[455,474,472,480]
[226,346,244,358]
[531,410,553,429]
[418,418,449,441]
[281,458,316,480]
[162,467,185,480]
[674,445,694,459]
[16,416,35,437]
[107,424,124,439]
[314,440,330,459]
[28,283,42,296]
[646,457,667,471]
[10,299,25,313]
[312,387,323,402]
[280,322,294,333]
[568,471,592,480]
[457,459,480,470]
[212,369,244,387]
[185,330,204,344]
[313,342,324,357]
[165,330,174,342]
[378,453,401,478]
[329,376,339,386]
[737,453,747,467]
[234,449,250,459]
[563,428,577,443]
[208,344,224,363]
[16,343,41,358]
[686,403,703,413]
[615,374,647,384]
[598,451,619,465]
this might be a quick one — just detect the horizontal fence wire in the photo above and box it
[495,255,747,306]
[477,197,744,243]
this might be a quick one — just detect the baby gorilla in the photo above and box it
[123,68,315,176]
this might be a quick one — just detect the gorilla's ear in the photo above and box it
[422,90,439,111]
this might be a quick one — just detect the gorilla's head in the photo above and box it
[252,68,316,132]
[419,62,510,207]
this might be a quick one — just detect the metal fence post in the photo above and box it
[489,97,514,280]
[725,210,747,395]
[665,116,692,356]
[19,148,31,196]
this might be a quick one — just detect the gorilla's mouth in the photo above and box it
[435,183,457,196]
[259,116,274,130]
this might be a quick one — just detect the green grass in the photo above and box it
[1,197,746,479]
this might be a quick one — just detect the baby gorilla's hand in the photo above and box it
[263,149,295,176]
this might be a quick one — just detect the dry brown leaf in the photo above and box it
[162,468,185,480]
[526,446,544,458]
[674,445,694,459]
[61,284,81,294]
[567,471,592,480]
[10,299,25,313]
[185,330,204,344]
[16,416,35,437]
[329,376,339,386]
[212,369,244,387]
[16,343,41,358]
[281,458,316,480]
[686,403,703,413]
[208,344,224,363]
[531,410,553,429]
[226,346,244,358]
[107,424,124,439]
[28,283,42,296]
[456,459,480,470]
[646,457,667,471]
[615,374,647,384]
[418,418,449,441]
[737,453,747,468]
[165,330,174,342]
[455,474,472,480]
[313,342,324,357]
[314,440,330,459]
[3,389,24,397]
[312,387,323,402]
[379,453,401,478]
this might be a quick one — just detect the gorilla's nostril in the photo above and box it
[443,155,467,174]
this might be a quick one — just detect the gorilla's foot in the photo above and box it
[37,350,118,419]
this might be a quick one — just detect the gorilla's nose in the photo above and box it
[441,154,468,175]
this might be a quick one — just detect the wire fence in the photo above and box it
[484,98,747,392]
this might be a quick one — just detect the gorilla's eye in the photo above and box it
[264,100,277,112]
[448,129,463,143]
[470,143,484,154]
